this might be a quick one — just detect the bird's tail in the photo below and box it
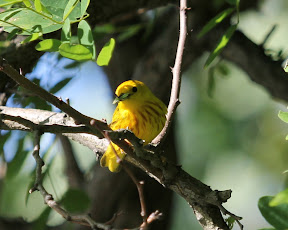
[100,142,125,172]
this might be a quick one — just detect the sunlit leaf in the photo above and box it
[0,8,62,35]
[78,20,95,59]
[198,8,235,38]
[35,39,62,52]
[59,43,92,61]
[278,110,288,123]
[270,189,288,207]
[21,32,42,44]
[61,18,71,42]
[0,0,22,7]
[96,38,115,66]
[258,196,288,229]
[204,24,237,68]
[22,0,31,7]
[63,0,78,20]
[80,0,89,17]
[284,60,288,73]
[35,0,43,12]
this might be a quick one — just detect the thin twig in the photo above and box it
[123,166,148,228]
[152,0,188,145]
[261,25,277,47]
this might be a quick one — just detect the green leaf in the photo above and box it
[21,32,42,44]
[117,24,142,42]
[40,0,81,21]
[270,189,288,207]
[217,63,230,76]
[198,8,235,38]
[225,216,235,229]
[96,38,115,66]
[78,20,95,59]
[60,189,90,213]
[35,39,62,52]
[258,196,288,229]
[34,0,43,12]
[0,8,62,35]
[59,43,92,61]
[61,18,71,42]
[278,110,288,123]
[22,0,31,7]
[204,24,237,68]
[0,0,22,7]
[6,28,21,40]
[63,0,78,20]
[80,0,89,17]
[49,77,72,94]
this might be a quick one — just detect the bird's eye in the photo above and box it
[132,87,137,92]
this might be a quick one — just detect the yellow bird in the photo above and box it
[100,80,167,172]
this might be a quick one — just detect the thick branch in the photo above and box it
[0,58,108,136]
[193,26,288,102]
[1,105,238,229]
[222,30,288,101]
[0,106,108,154]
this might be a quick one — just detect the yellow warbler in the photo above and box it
[100,80,167,172]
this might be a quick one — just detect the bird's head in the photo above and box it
[113,80,151,104]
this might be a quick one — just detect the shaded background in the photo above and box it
[1,0,288,229]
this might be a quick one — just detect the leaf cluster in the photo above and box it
[0,0,115,65]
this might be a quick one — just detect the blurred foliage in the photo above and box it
[258,196,288,230]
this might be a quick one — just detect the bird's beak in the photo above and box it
[113,93,130,104]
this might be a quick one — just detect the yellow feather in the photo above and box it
[100,80,167,172]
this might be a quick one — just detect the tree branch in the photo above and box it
[152,0,187,145]
[1,104,241,229]
[0,58,107,136]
